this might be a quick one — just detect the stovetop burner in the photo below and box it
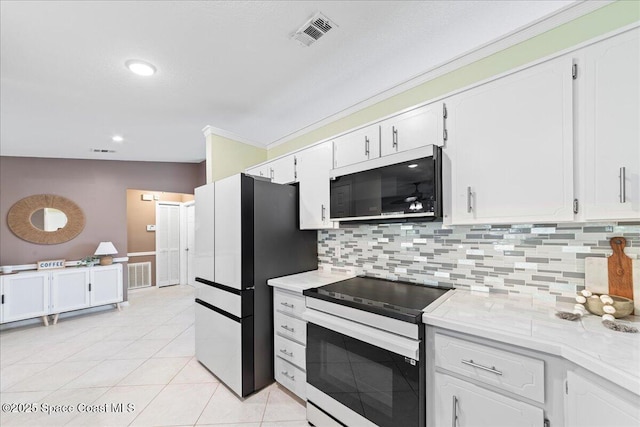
[303,276,452,323]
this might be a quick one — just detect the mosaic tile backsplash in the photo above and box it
[318,221,640,303]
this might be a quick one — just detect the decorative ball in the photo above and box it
[574,304,586,312]
[600,295,614,305]
[602,314,615,321]
[581,290,593,297]
[576,295,587,304]
[603,305,616,314]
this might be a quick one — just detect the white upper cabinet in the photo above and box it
[298,141,333,229]
[380,103,443,156]
[581,29,640,221]
[269,154,297,184]
[246,163,270,179]
[447,55,575,225]
[246,154,296,184]
[332,124,380,169]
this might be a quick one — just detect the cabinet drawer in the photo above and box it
[435,334,544,403]
[274,289,305,319]
[275,311,306,345]
[275,334,306,371]
[275,356,306,400]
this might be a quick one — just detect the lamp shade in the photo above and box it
[94,241,118,256]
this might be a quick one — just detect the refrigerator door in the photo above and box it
[214,174,244,290]
[194,183,215,288]
[195,298,254,397]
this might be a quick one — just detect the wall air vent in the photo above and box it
[91,148,116,153]
[290,12,337,47]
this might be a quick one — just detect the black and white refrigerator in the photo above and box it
[194,173,317,397]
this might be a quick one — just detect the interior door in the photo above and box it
[156,202,180,287]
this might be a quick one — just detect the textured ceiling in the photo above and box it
[0,1,576,162]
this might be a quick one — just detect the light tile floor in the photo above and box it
[0,285,308,426]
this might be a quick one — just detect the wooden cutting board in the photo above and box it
[584,236,639,315]
[608,237,633,300]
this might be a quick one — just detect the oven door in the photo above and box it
[305,310,424,427]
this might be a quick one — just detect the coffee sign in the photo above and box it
[37,259,66,270]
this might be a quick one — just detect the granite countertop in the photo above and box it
[423,290,640,395]
[267,267,356,293]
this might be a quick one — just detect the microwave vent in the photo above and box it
[291,12,336,47]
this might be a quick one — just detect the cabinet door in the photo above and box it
[51,268,90,313]
[1,272,50,323]
[89,265,123,306]
[332,124,380,169]
[269,155,297,184]
[448,56,574,225]
[582,29,640,220]
[380,103,443,156]
[435,373,544,427]
[566,371,640,427]
[246,164,270,179]
[298,142,333,229]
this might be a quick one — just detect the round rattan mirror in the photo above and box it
[7,194,85,244]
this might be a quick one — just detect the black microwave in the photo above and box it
[330,145,442,222]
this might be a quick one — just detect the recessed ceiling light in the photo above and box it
[408,164,418,168]
[112,135,124,143]
[125,60,156,76]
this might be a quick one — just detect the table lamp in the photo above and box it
[95,241,118,266]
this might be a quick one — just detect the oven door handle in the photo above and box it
[303,308,420,360]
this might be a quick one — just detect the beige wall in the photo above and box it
[205,132,267,183]
[126,189,194,286]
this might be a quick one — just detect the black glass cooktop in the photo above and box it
[303,276,452,324]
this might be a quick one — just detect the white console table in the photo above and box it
[0,264,123,326]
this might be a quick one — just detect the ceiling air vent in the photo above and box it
[91,148,116,153]
[290,12,336,47]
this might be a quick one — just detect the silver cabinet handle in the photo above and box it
[452,395,458,427]
[280,324,295,333]
[281,371,295,381]
[392,126,398,149]
[443,103,448,144]
[620,166,626,203]
[294,156,297,180]
[259,171,264,177]
[280,301,294,309]
[467,187,473,213]
[270,167,274,180]
[461,359,503,375]
[365,136,370,157]
[279,348,293,357]
[321,204,326,222]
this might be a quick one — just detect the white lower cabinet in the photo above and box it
[433,331,549,427]
[273,287,307,399]
[0,271,50,324]
[1,265,123,325]
[435,373,544,427]
[90,265,123,306]
[51,268,91,313]
[566,371,640,427]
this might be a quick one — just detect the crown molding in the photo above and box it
[202,125,266,149]
[266,0,614,150]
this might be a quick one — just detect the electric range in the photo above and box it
[302,276,452,427]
